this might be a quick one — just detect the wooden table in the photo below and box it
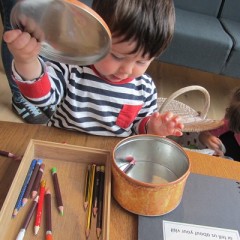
[0,121,240,239]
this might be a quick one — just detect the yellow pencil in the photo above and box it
[85,164,96,239]
[83,165,91,211]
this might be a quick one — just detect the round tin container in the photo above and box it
[112,135,191,216]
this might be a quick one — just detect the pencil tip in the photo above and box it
[34,226,39,235]
[59,206,64,216]
[12,209,18,218]
[85,229,90,239]
[96,228,101,239]
[93,207,97,217]
[22,199,27,206]
[84,202,88,211]
[32,191,37,199]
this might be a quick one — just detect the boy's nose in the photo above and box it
[119,63,133,75]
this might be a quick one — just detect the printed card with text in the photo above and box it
[163,221,240,240]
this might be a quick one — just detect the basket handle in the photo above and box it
[158,85,210,119]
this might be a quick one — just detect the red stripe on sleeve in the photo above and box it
[138,116,151,134]
[14,73,51,99]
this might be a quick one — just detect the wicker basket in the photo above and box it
[157,85,224,132]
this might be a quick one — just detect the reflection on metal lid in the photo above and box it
[10,0,111,65]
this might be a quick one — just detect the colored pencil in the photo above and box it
[45,189,53,240]
[85,164,96,239]
[0,150,22,161]
[51,167,64,216]
[31,163,45,199]
[12,159,37,217]
[22,159,42,206]
[34,180,46,235]
[0,150,15,157]
[92,166,101,217]
[122,159,136,174]
[96,166,105,239]
[16,196,39,240]
[83,164,91,211]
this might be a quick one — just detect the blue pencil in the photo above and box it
[12,159,37,218]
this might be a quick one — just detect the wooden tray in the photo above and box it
[0,139,111,240]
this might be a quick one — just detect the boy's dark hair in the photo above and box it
[225,88,240,133]
[92,0,175,58]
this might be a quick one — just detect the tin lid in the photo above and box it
[10,0,111,65]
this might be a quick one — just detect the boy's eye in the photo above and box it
[111,53,124,60]
[137,61,147,65]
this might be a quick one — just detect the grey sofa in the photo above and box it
[220,0,240,78]
[83,0,240,79]
[159,0,240,79]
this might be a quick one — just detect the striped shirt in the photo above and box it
[14,59,158,137]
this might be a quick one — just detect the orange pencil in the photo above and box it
[34,180,46,235]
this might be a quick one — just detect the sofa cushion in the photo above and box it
[174,0,223,16]
[220,19,240,78]
[158,8,233,74]
[220,0,240,22]
[80,0,92,7]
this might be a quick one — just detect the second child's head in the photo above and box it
[92,0,175,82]
[226,88,240,133]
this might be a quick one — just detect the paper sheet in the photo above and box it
[163,221,240,240]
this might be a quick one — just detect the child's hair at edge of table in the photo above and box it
[225,87,240,133]
[92,0,175,58]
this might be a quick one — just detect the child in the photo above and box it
[3,0,183,137]
[199,88,240,160]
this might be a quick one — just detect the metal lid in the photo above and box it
[10,0,111,65]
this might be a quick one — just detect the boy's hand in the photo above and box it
[4,29,41,64]
[147,112,184,137]
[3,29,42,80]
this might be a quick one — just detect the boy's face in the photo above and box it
[93,37,154,83]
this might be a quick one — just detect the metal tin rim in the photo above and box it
[112,135,191,188]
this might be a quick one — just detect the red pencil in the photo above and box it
[34,180,46,235]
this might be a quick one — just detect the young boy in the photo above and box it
[199,88,240,160]
[4,0,183,137]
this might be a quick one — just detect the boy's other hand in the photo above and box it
[147,112,184,137]
[199,132,224,156]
